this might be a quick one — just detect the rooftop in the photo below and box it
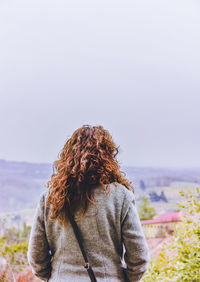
[141,212,181,225]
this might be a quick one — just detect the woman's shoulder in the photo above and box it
[109,182,134,197]
[99,182,135,207]
[35,189,50,212]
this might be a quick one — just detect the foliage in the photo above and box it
[3,223,31,244]
[142,187,200,282]
[149,191,168,202]
[138,195,156,220]
[0,223,30,281]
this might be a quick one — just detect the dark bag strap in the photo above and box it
[69,216,97,282]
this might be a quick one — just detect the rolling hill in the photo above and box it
[0,159,199,213]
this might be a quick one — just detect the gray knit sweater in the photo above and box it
[28,183,149,282]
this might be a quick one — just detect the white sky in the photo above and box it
[0,0,200,168]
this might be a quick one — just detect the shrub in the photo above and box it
[142,187,200,282]
[0,225,29,281]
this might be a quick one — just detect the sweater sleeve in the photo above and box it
[27,192,52,281]
[121,191,150,282]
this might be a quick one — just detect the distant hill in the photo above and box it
[123,166,200,189]
[0,159,51,212]
[0,159,200,212]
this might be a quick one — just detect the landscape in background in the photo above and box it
[0,159,200,229]
[0,159,200,280]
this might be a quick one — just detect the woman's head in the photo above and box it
[47,125,133,223]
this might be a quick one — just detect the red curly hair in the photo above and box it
[46,125,133,224]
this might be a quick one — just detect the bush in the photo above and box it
[142,187,200,282]
[0,224,30,281]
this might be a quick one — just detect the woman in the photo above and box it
[28,125,149,281]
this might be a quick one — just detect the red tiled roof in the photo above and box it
[141,212,181,225]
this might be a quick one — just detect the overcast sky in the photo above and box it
[0,0,199,168]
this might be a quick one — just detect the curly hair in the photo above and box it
[46,125,134,224]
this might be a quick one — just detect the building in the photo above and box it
[141,212,181,239]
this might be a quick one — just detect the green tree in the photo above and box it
[142,187,200,282]
[0,236,28,281]
[3,223,31,244]
[138,195,156,220]
[21,223,31,242]
[0,223,31,280]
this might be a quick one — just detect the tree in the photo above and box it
[140,180,146,191]
[160,191,168,203]
[0,236,28,281]
[142,187,200,281]
[0,223,31,280]
[138,196,156,220]
[3,223,31,244]
[21,223,31,243]
[149,191,168,202]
